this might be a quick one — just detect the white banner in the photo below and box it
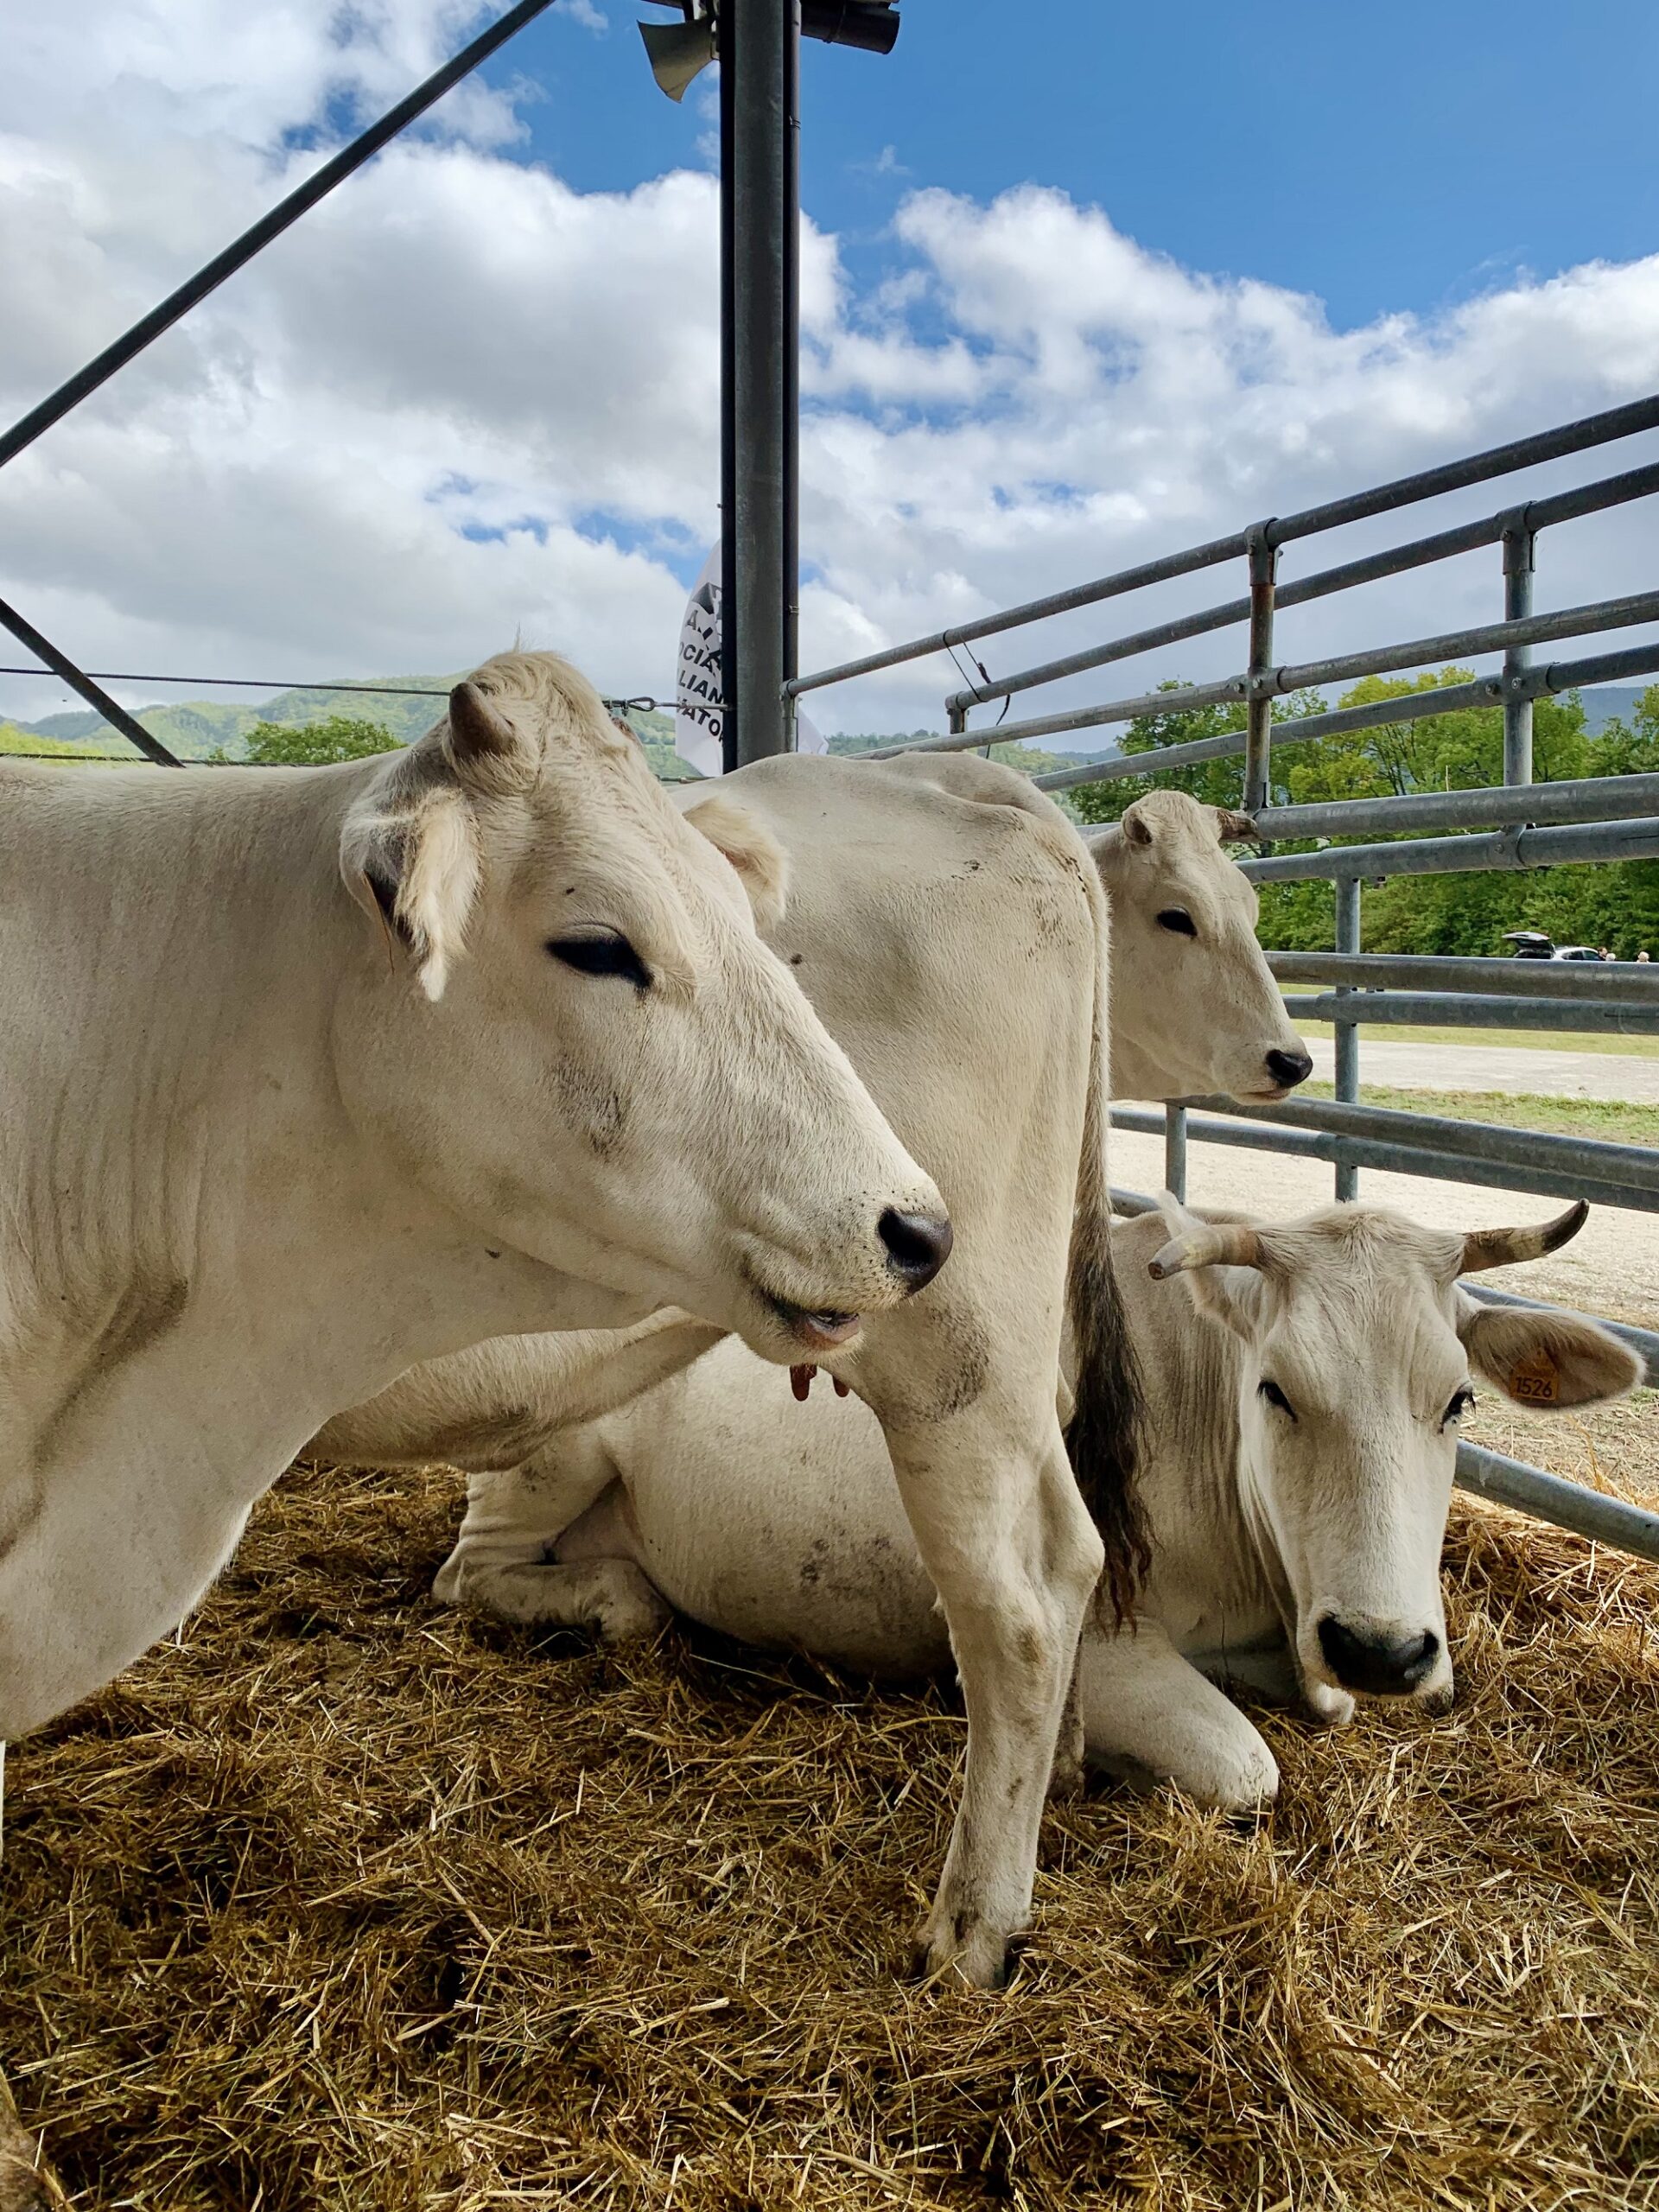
[674,539,824,776]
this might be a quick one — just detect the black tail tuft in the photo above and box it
[1064,1227,1151,1627]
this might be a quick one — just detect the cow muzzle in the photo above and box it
[878,1207,953,1293]
[1316,1616,1440,1698]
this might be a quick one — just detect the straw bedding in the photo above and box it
[3,1457,1656,2211]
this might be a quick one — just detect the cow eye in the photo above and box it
[548,931,652,990]
[1157,907,1198,938]
[1441,1384,1476,1429]
[1259,1379,1296,1421]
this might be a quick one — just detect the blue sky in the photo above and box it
[2,0,1656,730]
[498,0,1659,332]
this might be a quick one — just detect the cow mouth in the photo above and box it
[765,1295,863,1352]
[1241,1083,1294,1103]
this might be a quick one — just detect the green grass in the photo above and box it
[1301,1079,1659,1147]
[1293,1017,1659,1061]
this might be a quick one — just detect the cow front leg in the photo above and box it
[885,1415,1103,1988]
[433,1440,669,1643]
[1078,1620,1280,1812]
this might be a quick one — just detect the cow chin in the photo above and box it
[728,1274,868,1367]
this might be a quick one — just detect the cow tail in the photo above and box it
[1064,853,1151,1627]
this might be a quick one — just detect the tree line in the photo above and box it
[1068,672,1659,960]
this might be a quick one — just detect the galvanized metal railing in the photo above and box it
[790,391,1659,1563]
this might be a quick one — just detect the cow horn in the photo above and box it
[1459,1200,1589,1275]
[1148,1222,1264,1279]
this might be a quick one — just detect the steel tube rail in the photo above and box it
[1268,950,1659,999]
[1454,1445,1659,1563]
[945,457,1659,716]
[1243,529,1277,817]
[869,676,1250,758]
[1503,520,1535,785]
[1256,770,1659,842]
[790,391,1659,703]
[1332,877,1361,1199]
[1108,1107,1659,1213]
[1266,392,1659,545]
[890,598,1659,764]
[1257,588,1659,701]
[1031,641,1659,794]
[1239,814,1659,885]
[0,0,559,475]
[1280,992,1659,1037]
[1163,1103,1188,1204]
[787,531,1254,698]
[1185,1093,1659,1196]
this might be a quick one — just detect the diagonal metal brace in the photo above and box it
[0,596,181,765]
[0,0,560,475]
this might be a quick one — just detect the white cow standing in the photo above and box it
[0,652,948,1743]
[314,767,1310,1981]
[473,1195,1639,1817]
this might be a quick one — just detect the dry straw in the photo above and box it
[3,1457,1656,2209]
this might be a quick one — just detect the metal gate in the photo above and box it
[789,392,1659,1563]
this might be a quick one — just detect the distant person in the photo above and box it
[1639,950,1651,963]
[1599,945,1613,961]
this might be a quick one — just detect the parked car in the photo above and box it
[1552,944,1605,962]
[1502,930,1555,959]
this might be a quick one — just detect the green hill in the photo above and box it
[11,684,1090,785]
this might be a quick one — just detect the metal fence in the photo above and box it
[790,391,1659,1565]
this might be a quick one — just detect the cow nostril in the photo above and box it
[1267,1047,1314,1088]
[878,1208,954,1292]
[1318,1617,1440,1696]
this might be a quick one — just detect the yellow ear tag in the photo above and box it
[1509,1347,1560,1405]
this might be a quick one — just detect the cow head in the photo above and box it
[1090,792,1312,1103]
[334,651,950,1359]
[1149,1196,1640,1722]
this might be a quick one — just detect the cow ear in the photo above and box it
[1211,806,1258,844]
[1121,799,1155,849]
[340,773,482,1002]
[1459,1303,1643,1410]
[443,680,539,796]
[681,791,791,931]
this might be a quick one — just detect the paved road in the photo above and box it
[1303,1036,1659,1103]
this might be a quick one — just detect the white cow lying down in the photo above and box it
[440,1196,1639,1815]
[0,653,948,1742]
[315,768,1307,1982]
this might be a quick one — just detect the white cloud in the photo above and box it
[2,10,1656,741]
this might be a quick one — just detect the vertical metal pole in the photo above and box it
[1243,525,1278,817]
[1333,874,1361,1202]
[728,0,792,766]
[718,19,738,772]
[780,0,800,747]
[1503,517,1535,787]
[1163,1103,1188,1204]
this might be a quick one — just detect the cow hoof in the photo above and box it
[910,1910,1019,1991]
[590,1566,673,1645]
